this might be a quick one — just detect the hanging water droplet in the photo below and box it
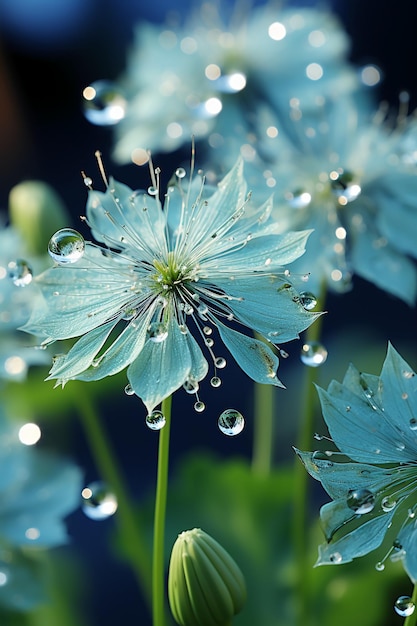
[81,481,118,520]
[300,341,328,367]
[83,176,93,187]
[124,384,135,396]
[48,228,85,264]
[8,259,33,287]
[147,186,158,196]
[375,561,385,572]
[381,496,397,512]
[147,322,168,343]
[285,189,312,209]
[176,167,186,179]
[394,596,415,617]
[194,401,205,413]
[183,303,194,315]
[146,410,166,430]
[299,291,317,310]
[218,409,244,436]
[410,418,417,430]
[347,488,375,514]
[183,379,199,394]
[197,303,209,318]
[210,376,222,388]
[203,326,212,336]
[214,357,226,369]
[329,552,342,564]
[83,80,127,126]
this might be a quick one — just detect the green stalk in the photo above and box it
[403,585,417,626]
[292,285,327,626]
[251,379,274,476]
[74,386,152,607]
[152,394,173,626]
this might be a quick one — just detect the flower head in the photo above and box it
[296,343,417,580]
[110,3,356,162]
[22,158,321,415]
[248,95,417,303]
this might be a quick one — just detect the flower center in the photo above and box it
[151,252,199,294]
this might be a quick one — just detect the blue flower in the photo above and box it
[296,343,417,580]
[22,159,321,415]
[247,95,417,303]
[0,407,82,609]
[0,225,49,381]
[111,3,356,162]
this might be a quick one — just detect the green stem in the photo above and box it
[404,585,417,626]
[74,386,152,608]
[292,285,327,626]
[152,395,173,626]
[251,380,274,476]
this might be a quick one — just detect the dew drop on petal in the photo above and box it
[329,552,342,564]
[8,259,33,287]
[83,80,126,126]
[194,401,205,413]
[381,496,397,512]
[410,418,417,430]
[81,482,118,520]
[124,384,135,396]
[300,341,328,367]
[148,322,168,343]
[210,376,222,388]
[347,488,375,514]
[299,291,317,310]
[218,409,244,436]
[146,410,166,430]
[176,167,186,179]
[394,596,415,617]
[48,229,85,264]
[214,357,227,369]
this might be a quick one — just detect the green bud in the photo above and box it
[168,528,247,626]
[9,180,69,256]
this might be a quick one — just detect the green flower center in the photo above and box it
[152,252,199,294]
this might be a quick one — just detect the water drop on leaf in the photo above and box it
[347,488,375,514]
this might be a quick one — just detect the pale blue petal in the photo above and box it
[127,315,193,413]
[217,321,284,386]
[215,276,323,343]
[398,523,417,583]
[185,331,209,382]
[379,343,417,433]
[317,384,417,463]
[316,508,396,566]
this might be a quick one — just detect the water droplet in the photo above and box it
[410,418,417,430]
[146,410,166,430]
[329,552,342,564]
[299,291,317,310]
[214,357,226,369]
[83,80,127,126]
[394,596,415,617]
[0,568,9,587]
[179,324,188,334]
[83,176,93,187]
[203,326,212,335]
[347,488,375,514]
[205,338,214,347]
[183,303,194,315]
[285,189,312,209]
[48,228,85,264]
[122,307,137,321]
[381,496,397,512]
[148,322,168,343]
[218,409,244,436]
[375,561,385,572]
[197,303,209,318]
[8,259,33,287]
[176,167,186,179]
[124,384,135,396]
[403,370,415,379]
[210,376,222,388]
[194,401,205,413]
[81,482,118,520]
[183,379,199,394]
[300,341,328,367]
[147,186,158,196]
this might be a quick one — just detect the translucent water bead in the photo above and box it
[8,259,33,286]
[218,409,244,436]
[300,341,328,367]
[48,229,85,264]
[146,410,166,430]
[394,596,415,617]
[81,481,118,520]
[83,80,127,126]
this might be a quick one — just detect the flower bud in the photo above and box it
[9,180,69,256]
[168,528,247,626]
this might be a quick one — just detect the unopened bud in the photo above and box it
[168,528,246,626]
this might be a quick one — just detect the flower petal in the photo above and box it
[217,322,284,386]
